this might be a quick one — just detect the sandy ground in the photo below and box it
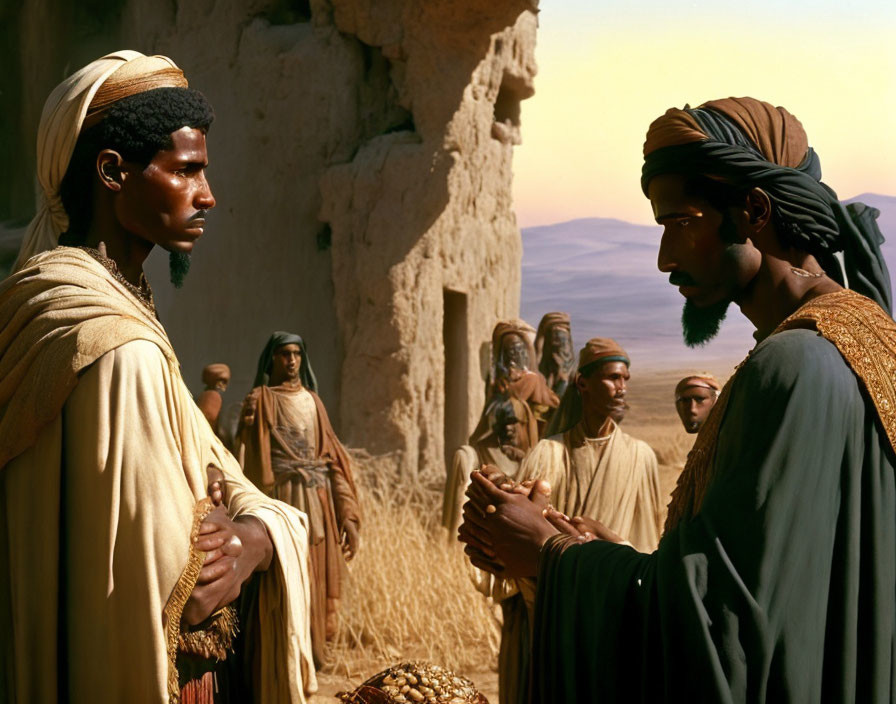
[306,364,738,701]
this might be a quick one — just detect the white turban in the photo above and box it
[15,50,187,271]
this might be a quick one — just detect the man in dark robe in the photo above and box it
[237,331,361,667]
[459,97,896,702]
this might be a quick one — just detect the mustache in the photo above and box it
[669,271,697,286]
[188,210,209,222]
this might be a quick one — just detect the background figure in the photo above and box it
[442,393,538,539]
[483,319,559,436]
[534,312,575,398]
[496,338,663,704]
[195,362,231,434]
[674,373,721,433]
[443,392,540,704]
[237,331,360,667]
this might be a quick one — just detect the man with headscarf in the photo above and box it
[0,53,316,702]
[485,338,662,704]
[674,373,721,434]
[236,331,360,667]
[482,319,559,435]
[534,312,575,398]
[442,393,538,539]
[196,362,231,434]
[460,97,896,702]
[444,348,544,542]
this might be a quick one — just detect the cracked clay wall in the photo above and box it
[5,0,538,477]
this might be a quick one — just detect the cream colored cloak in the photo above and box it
[0,248,316,702]
[518,419,663,553]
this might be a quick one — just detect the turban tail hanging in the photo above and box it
[15,51,188,271]
[253,331,318,393]
[641,97,892,314]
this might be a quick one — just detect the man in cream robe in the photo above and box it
[494,338,662,704]
[0,52,315,703]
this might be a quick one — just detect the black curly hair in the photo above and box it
[58,86,214,244]
[682,174,817,256]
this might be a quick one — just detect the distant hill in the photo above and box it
[521,193,896,370]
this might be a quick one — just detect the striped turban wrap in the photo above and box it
[641,97,891,313]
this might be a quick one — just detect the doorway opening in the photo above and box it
[443,289,469,469]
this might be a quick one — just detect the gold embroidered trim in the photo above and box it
[164,497,214,703]
[777,289,896,452]
[665,289,896,532]
[178,605,239,660]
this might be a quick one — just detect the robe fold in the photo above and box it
[532,326,896,703]
[0,247,316,703]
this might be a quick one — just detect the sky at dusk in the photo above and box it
[512,0,896,227]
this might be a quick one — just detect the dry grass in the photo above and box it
[320,366,735,695]
[325,451,501,682]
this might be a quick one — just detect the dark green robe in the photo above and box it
[532,329,896,702]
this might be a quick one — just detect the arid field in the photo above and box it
[310,364,735,702]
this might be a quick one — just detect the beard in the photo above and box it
[169,251,191,288]
[682,298,730,347]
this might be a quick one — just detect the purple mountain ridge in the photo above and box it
[520,193,896,370]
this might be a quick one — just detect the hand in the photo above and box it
[206,464,225,507]
[458,470,559,579]
[458,469,520,573]
[182,508,273,626]
[568,515,628,545]
[542,508,628,545]
[341,520,360,561]
[464,468,550,512]
[464,465,512,512]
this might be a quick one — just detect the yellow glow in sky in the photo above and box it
[513,7,896,227]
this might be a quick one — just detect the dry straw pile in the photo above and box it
[327,451,501,679]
